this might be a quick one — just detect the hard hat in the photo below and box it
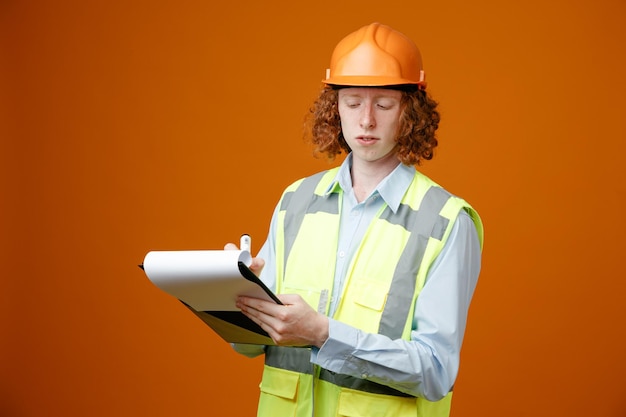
[323,23,427,89]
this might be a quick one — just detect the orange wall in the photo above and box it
[2,1,625,416]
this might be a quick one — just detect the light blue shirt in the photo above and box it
[234,154,482,401]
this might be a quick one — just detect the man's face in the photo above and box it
[338,87,402,166]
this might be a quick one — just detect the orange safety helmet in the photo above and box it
[323,22,427,89]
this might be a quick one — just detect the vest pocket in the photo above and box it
[337,388,416,417]
[353,280,388,311]
[337,280,389,334]
[258,365,300,416]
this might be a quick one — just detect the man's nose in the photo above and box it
[360,104,375,129]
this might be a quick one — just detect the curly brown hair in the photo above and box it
[304,86,440,166]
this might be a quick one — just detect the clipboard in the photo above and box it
[140,250,282,345]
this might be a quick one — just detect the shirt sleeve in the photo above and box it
[311,210,482,401]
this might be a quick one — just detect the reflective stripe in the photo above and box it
[265,345,314,374]
[379,187,450,239]
[378,186,451,338]
[318,369,414,397]
[265,346,414,398]
[280,171,339,272]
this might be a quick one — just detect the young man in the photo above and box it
[230,22,484,417]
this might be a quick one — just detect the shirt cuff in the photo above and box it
[311,318,359,372]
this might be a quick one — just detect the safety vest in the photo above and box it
[257,167,484,417]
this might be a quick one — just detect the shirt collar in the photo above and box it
[323,153,416,213]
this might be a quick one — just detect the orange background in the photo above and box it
[1,1,625,416]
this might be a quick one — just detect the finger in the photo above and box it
[238,299,280,332]
[277,293,303,305]
[238,306,273,333]
[224,242,239,250]
[237,296,262,316]
[239,310,280,344]
[238,296,281,318]
[249,257,265,275]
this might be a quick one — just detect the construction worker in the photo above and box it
[230,22,484,417]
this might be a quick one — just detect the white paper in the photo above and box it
[142,250,271,311]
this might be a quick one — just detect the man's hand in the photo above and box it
[223,242,265,276]
[236,294,329,348]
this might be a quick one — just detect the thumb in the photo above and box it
[249,256,265,276]
[224,243,239,251]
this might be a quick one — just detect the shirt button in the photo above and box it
[338,250,345,258]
